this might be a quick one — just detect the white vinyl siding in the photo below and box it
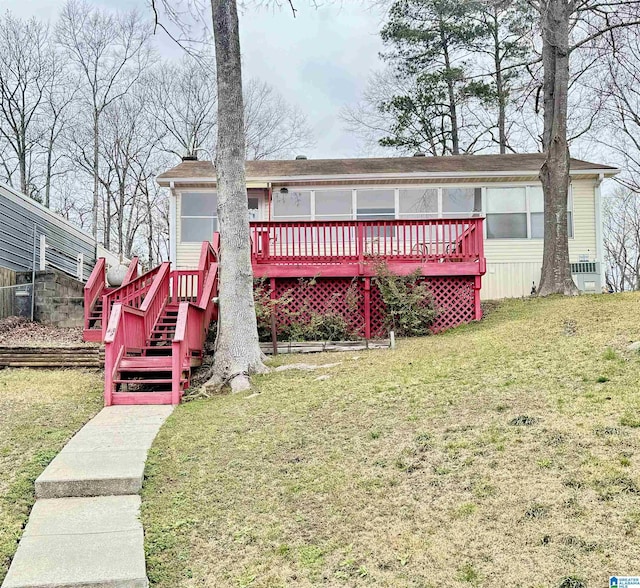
[173,178,600,297]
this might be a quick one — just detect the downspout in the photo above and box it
[594,172,605,290]
[267,183,272,222]
[169,181,177,266]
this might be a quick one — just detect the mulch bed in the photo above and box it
[0,317,90,347]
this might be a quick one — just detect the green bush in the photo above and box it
[373,261,438,337]
[254,278,360,342]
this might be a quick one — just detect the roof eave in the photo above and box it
[157,166,619,187]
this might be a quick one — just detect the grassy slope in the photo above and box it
[143,294,640,588]
[0,369,102,582]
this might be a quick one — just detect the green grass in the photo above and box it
[142,293,640,587]
[0,369,102,582]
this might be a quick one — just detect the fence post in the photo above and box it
[39,235,46,271]
[474,275,483,320]
[77,253,84,281]
[31,224,37,321]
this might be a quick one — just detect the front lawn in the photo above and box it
[0,369,102,582]
[143,293,640,587]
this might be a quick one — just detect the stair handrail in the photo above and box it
[101,264,162,340]
[171,302,191,404]
[104,303,146,406]
[122,256,140,284]
[140,261,172,341]
[171,262,219,403]
[197,240,218,302]
[84,258,106,331]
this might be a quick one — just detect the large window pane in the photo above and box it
[442,187,482,214]
[531,211,573,239]
[181,192,217,216]
[181,217,215,242]
[357,189,395,216]
[568,211,573,238]
[315,190,352,219]
[486,187,526,213]
[399,188,438,218]
[529,186,544,212]
[273,190,311,219]
[531,212,544,239]
[486,213,527,239]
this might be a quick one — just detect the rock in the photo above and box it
[627,341,640,352]
[315,375,330,381]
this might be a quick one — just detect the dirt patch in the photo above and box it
[0,317,87,347]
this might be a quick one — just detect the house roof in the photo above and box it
[157,153,619,185]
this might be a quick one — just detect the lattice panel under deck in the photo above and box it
[269,276,478,339]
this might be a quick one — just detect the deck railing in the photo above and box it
[249,218,484,265]
[101,264,162,340]
[84,258,106,332]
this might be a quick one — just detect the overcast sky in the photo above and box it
[4,0,384,158]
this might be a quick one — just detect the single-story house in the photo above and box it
[157,153,618,300]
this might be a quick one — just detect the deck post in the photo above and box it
[357,224,364,275]
[364,277,371,340]
[474,275,482,320]
[270,277,278,355]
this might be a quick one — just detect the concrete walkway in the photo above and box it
[2,405,173,588]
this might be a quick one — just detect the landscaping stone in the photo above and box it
[2,496,147,588]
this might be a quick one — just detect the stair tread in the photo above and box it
[114,378,176,384]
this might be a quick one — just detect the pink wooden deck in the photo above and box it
[248,218,486,338]
[249,218,486,278]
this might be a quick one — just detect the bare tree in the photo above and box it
[57,0,153,239]
[0,14,55,197]
[39,51,77,208]
[207,0,268,392]
[603,187,640,291]
[148,57,313,160]
[244,79,314,159]
[147,55,218,157]
[528,0,640,296]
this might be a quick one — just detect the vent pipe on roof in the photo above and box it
[295,154,308,160]
[182,154,198,161]
[413,151,426,157]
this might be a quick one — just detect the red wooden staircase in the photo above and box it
[84,240,219,406]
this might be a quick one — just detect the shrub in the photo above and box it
[254,277,361,342]
[373,261,438,337]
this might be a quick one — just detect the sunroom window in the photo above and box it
[273,190,312,220]
[315,190,352,220]
[398,188,438,218]
[180,192,217,243]
[442,187,482,216]
[486,187,527,239]
[356,189,395,220]
[529,186,574,239]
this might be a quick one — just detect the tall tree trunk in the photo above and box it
[208,0,267,392]
[439,23,459,155]
[92,110,100,240]
[537,0,578,296]
[493,11,506,155]
[44,130,54,208]
[18,128,27,195]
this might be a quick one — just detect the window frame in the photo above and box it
[266,182,575,242]
[179,189,218,244]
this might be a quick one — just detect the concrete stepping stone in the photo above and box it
[2,496,147,588]
[35,405,173,499]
